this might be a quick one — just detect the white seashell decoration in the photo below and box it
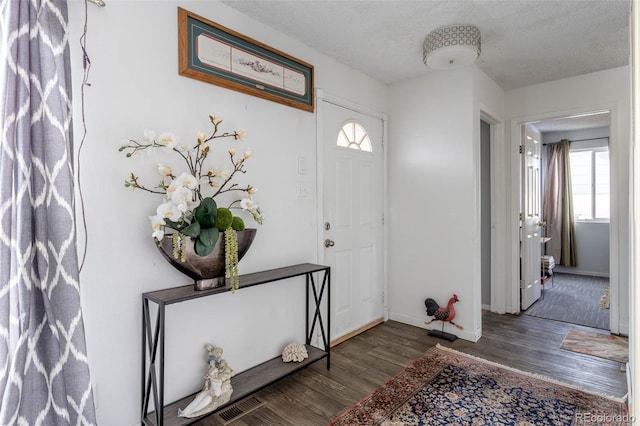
[281,342,308,363]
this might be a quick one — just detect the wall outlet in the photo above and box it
[296,182,308,197]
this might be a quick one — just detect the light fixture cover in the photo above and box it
[423,25,481,70]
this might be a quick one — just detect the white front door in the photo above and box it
[520,123,542,310]
[322,101,384,342]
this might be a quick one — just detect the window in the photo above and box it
[569,148,609,220]
[337,121,372,152]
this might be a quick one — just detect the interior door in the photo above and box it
[322,101,384,342]
[520,123,542,310]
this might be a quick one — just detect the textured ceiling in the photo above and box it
[220,0,630,90]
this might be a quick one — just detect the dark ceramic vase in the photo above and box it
[157,229,256,291]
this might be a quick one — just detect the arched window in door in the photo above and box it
[336,121,372,152]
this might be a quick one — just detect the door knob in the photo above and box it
[324,239,335,248]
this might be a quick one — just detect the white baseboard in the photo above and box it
[481,304,491,311]
[552,267,610,278]
[618,322,629,337]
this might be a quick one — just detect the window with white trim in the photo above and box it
[569,148,609,221]
[337,121,372,152]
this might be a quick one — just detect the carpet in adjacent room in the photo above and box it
[330,344,626,426]
[523,273,610,329]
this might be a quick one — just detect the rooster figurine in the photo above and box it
[424,294,463,341]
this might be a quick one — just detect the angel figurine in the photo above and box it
[178,344,235,418]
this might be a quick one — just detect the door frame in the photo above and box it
[315,88,389,321]
[478,107,505,319]
[507,105,620,333]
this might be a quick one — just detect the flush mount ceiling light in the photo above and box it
[423,24,481,70]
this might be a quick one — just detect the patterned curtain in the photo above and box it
[0,1,97,424]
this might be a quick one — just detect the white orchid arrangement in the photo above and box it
[120,114,263,277]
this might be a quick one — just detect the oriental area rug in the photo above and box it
[330,344,627,426]
[561,329,629,364]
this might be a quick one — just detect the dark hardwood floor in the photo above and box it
[197,312,628,425]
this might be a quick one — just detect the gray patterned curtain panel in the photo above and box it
[0,1,97,424]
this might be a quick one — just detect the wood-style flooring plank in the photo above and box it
[195,312,627,425]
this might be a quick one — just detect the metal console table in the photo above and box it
[141,263,330,426]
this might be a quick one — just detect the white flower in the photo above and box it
[240,198,257,210]
[143,129,156,143]
[172,172,198,190]
[210,115,223,125]
[218,169,230,179]
[170,186,195,212]
[247,185,257,195]
[158,132,179,148]
[156,201,182,222]
[157,163,172,176]
[175,139,194,153]
[240,197,263,224]
[235,129,247,140]
[149,215,165,240]
[229,147,236,156]
[197,131,206,143]
[243,149,252,160]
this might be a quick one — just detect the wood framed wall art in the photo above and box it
[178,8,315,112]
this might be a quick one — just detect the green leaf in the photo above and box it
[199,227,220,247]
[163,220,178,231]
[181,222,201,238]
[164,218,185,231]
[194,197,218,228]
[195,227,219,256]
[195,238,213,256]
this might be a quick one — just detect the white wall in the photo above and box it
[386,65,504,342]
[504,67,630,334]
[67,1,387,424]
[553,221,610,276]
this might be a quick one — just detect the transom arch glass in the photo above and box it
[336,120,373,152]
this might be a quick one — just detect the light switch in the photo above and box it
[297,157,307,175]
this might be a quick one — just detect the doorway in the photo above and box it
[519,111,612,330]
[480,120,492,310]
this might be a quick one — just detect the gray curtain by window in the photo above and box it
[543,139,577,267]
[0,1,97,424]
